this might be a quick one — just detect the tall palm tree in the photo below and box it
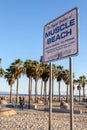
[32,61,43,103]
[56,65,64,102]
[52,64,57,100]
[63,69,70,102]
[77,83,81,102]
[5,67,15,103]
[23,59,33,109]
[40,63,50,104]
[74,78,82,102]
[79,76,87,98]
[11,59,23,104]
[40,56,44,98]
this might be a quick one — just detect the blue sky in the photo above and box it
[0,0,87,95]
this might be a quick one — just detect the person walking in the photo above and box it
[19,97,24,110]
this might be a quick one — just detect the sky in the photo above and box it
[0,0,87,95]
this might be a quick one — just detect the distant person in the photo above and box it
[19,97,24,110]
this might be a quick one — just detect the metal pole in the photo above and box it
[69,57,74,130]
[49,62,52,130]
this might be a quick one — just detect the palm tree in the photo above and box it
[40,56,44,98]
[23,59,33,109]
[40,63,50,104]
[74,78,82,102]
[11,59,23,104]
[63,69,70,102]
[5,67,15,103]
[32,60,43,103]
[56,65,64,102]
[77,83,81,102]
[52,64,57,100]
[79,76,87,98]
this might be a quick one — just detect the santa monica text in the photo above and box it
[45,19,75,44]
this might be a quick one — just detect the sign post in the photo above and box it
[43,7,79,130]
[49,62,52,130]
[69,57,74,130]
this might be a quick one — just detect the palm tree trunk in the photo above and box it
[66,85,68,102]
[30,78,32,101]
[59,81,61,102]
[10,85,12,103]
[83,87,85,98]
[28,77,32,109]
[35,79,38,103]
[79,90,81,102]
[16,78,19,104]
[41,80,43,98]
[44,81,47,105]
[52,79,54,101]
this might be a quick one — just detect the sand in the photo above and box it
[0,96,87,129]
[0,109,87,130]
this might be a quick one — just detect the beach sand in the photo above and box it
[0,109,87,130]
[0,95,87,130]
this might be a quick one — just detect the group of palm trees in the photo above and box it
[0,58,87,108]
